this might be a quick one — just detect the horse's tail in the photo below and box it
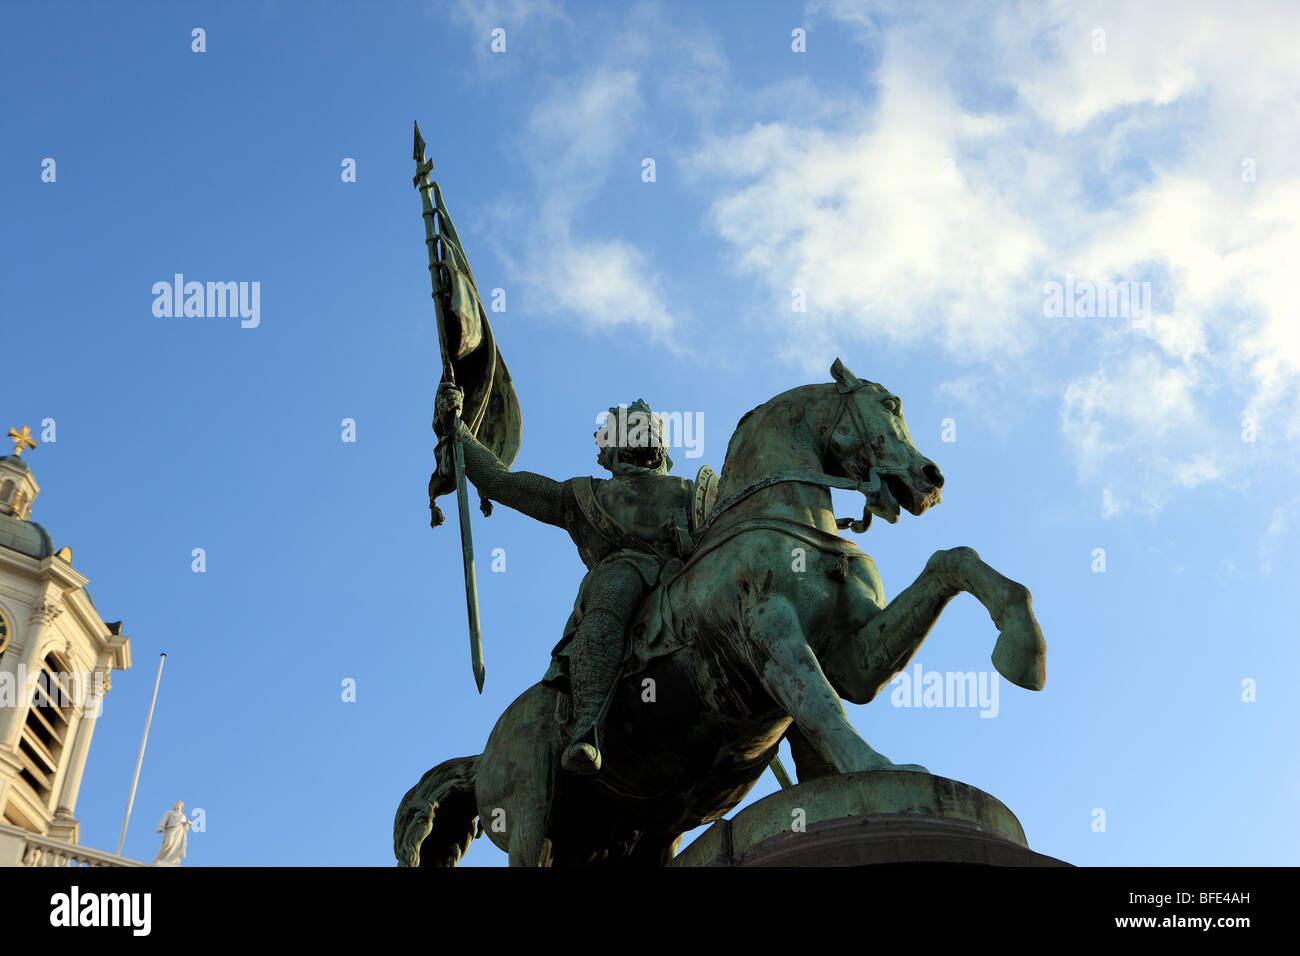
[393,755,480,867]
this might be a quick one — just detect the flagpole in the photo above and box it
[116,652,165,858]
[413,121,486,693]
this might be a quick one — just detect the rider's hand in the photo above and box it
[434,382,465,430]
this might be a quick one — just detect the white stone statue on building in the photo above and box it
[151,801,191,866]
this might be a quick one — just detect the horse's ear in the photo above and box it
[831,358,860,391]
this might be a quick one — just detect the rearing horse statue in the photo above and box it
[395,359,1046,867]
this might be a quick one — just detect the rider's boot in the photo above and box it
[562,608,624,775]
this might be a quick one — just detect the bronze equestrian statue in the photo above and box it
[394,359,1046,867]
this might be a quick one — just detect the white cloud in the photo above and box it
[1259,499,1298,573]
[689,0,1300,515]
[461,20,687,343]
[526,69,641,187]
[688,68,1048,367]
[515,234,678,341]
[1061,350,1227,514]
[451,0,1300,516]
[991,3,1208,134]
[479,66,681,343]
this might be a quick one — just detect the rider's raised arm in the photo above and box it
[453,420,566,528]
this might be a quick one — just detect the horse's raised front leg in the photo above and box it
[842,546,1046,704]
[744,595,927,775]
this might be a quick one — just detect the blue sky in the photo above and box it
[1,0,1296,866]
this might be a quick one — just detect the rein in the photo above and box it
[683,512,872,577]
[694,470,878,541]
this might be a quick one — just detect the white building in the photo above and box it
[0,428,140,866]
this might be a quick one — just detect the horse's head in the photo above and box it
[823,358,944,524]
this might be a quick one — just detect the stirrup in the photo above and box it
[562,725,601,775]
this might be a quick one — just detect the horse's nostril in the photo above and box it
[922,463,944,488]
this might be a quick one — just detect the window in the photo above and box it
[16,653,74,808]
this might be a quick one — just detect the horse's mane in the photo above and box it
[720,383,824,477]
[721,408,757,469]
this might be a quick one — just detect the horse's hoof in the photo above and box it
[562,741,601,775]
[992,607,1047,691]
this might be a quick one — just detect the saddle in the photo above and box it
[541,466,719,725]
[541,561,686,704]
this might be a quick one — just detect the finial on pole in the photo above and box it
[413,122,434,188]
[413,120,427,162]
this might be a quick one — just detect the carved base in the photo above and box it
[669,771,1068,867]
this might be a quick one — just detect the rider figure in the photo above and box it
[435,382,695,775]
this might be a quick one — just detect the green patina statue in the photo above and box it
[436,386,695,776]
[395,358,1047,867]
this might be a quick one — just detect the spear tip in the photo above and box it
[413,121,427,162]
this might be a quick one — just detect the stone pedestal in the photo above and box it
[669,771,1067,867]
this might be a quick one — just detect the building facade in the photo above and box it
[0,430,135,865]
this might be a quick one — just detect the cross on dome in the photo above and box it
[7,426,37,457]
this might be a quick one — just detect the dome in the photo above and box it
[0,512,55,559]
[0,454,31,473]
